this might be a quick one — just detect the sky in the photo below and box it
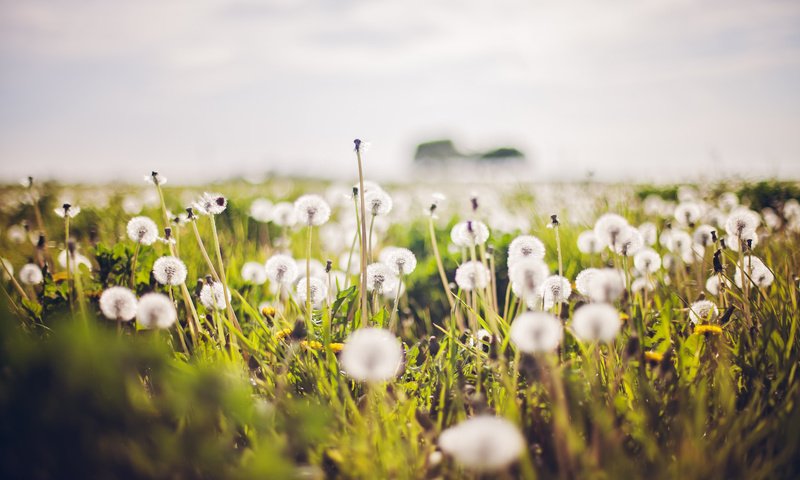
[0,0,799,184]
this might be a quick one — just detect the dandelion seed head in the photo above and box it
[705,275,730,296]
[193,192,228,215]
[200,282,230,310]
[144,171,167,186]
[270,202,297,227]
[576,230,602,254]
[631,276,656,292]
[509,258,549,300]
[126,216,159,245]
[734,256,774,288]
[450,220,490,247]
[18,263,43,285]
[633,249,661,274]
[508,235,545,265]
[613,226,644,256]
[265,254,298,285]
[725,208,760,240]
[674,202,702,226]
[295,276,328,307]
[572,303,621,343]
[438,416,525,471]
[667,230,692,253]
[385,247,417,276]
[510,312,563,354]
[718,192,739,211]
[575,268,600,296]
[725,232,758,252]
[638,222,658,246]
[364,189,393,216]
[57,250,92,272]
[366,262,400,293]
[250,198,273,223]
[54,203,81,218]
[136,292,177,329]
[152,256,187,286]
[455,261,490,291]
[688,300,719,324]
[99,286,138,321]
[586,268,625,303]
[294,194,331,226]
[241,261,267,285]
[593,213,629,250]
[692,224,716,247]
[540,275,572,310]
[340,328,404,382]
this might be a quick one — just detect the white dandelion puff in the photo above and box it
[295,276,328,307]
[705,275,730,295]
[364,189,393,216]
[631,276,656,293]
[57,250,92,272]
[241,262,267,285]
[265,254,299,285]
[613,226,644,257]
[693,224,716,247]
[193,193,228,215]
[152,256,188,286]
[200,282,230,310]
[294,194,331,226]
[725,232,758,252]
[586,268,625,303]
[249,198,273,222]
[575,268,600,296]
[572,303,622,343]
[633,249,661,274]
[366,262,400,294]
[540,275,572,310]
[270,202,297,227]
[136,293,177,329]
[593,213,629,250]
[734,256,774,288]
[144,171,167,186]
[340,328,404,382]
[509,258,549,300]
[99,286,138,321]
[688,300,719,324]
[638,222,658,246]
[666,230,692,253]
[577,230,602,254]
[510,312,563,354]
[455,261,490,291]
[450,221,490,247]
[438,416,525,472]
[126,216,159,246]
[54,203,80,218]
[674,202,702,226]
[725,208,760,241]
[385,248,417,276]
[18,263,43,285]
[508,235,546,265]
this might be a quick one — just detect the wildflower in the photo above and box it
[510,312,563,353]
[136,292,177,329]
[734,256,774,288]
[585,268,625,303]
[329,342,345,353]
[695,324,723,335]
[385,247,417,276]
[633,249,661,274]
[613,226,644,256]
[193,193,228,215]
[340,328,404,382]
[705,275,730,295]
[575,268,600,296]
[666,230,692,253]
[638,222,658,245]
[364,189,393,216]
[450,221,490,248]
[572,303,622,343]
[270,202,297,227]
[301,340,324,350]
[152,256,188,286]
[426,192,446,217]
[725,208,760,242]
[693,224,716,247]
[54,203,80,218]
[674,202,702,227]
[99,286,138,321]
[366,262,399,294]
[508,235,546,265]
[144,171,167,185]
[455,261,490,291]
[438,416,524,471]
[249,198,273,222]
[57,250,92,272]
[631,276,656,292]
[295,276,328,307]
[593,213,629,250]
[718,192,739,211]
[241,261,268,285]
[126,216,159,245]
[261,304,276,317]
[275,327,293,341]
[18,263,43,285]
[200,282,230,310]
[294,194,331,226]
[540,275,572,310]
[576,230,602,254]
[688,300,718,324]
[509,258,549,300]
[725,232,758,252]
[265,254,299,285]
[644,351,664,363]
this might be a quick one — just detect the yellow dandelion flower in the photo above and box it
[695,325,723,335]
[261,305,276,317]
[619,312,630,321]
[329,343,345,353]
[644,351,664,363]
[301,340,324,350]
[275,328,292,341]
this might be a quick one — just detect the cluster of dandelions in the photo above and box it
[98,287,176,329]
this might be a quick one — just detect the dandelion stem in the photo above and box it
[0,257,29,302]
[305,225,314,333]
[427,216,457,317]
[209,217,242,340]
[389,274,403,332]
[355,143,369,325]
[64,216,72,312]
[129,242,141,289]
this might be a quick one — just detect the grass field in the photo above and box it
[1,173,799,479]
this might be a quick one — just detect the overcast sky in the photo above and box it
[1,0,799,184]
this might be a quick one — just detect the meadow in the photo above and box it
[0,159,799,479]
